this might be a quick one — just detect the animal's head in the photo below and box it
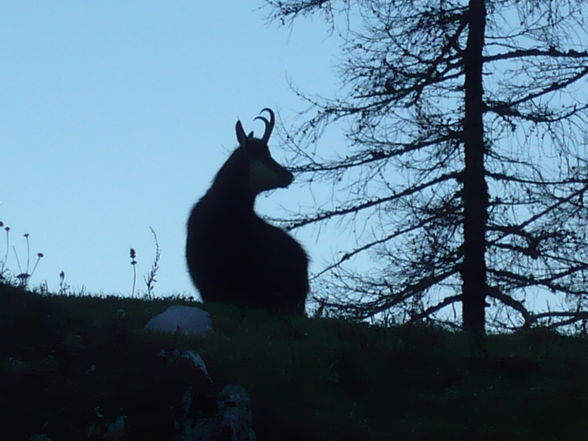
[235,108,294,194]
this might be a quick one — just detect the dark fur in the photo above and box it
[186,118,308,313]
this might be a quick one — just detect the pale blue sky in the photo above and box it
[0,1,343,297]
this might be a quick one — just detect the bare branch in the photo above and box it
[484,48,588,63]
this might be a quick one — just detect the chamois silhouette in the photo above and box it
[186,108,308,313]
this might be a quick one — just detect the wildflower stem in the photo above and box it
[30,253,44,278]
[24,233,30,274]
[132,264,136,298]
[2,226,10,268]
[12,245,22,273]
[130,248,137,298]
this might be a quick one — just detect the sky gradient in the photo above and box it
[1,1,342,297]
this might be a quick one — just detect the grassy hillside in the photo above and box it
[2,282,588,440]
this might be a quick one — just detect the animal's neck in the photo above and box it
[207,185,256,215]
[206,153,257,215]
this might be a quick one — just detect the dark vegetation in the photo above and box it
[3,282,588,441]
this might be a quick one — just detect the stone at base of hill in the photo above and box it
[144,305,212,336]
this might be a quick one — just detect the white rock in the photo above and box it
[144,305,212,336]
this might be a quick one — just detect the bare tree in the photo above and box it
[265,0,588,334]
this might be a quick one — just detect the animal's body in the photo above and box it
[186,109,308,313]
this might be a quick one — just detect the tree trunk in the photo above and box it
[461,0,488,334]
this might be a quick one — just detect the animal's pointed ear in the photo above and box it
[248,131,254,138]
[236,121,247,146]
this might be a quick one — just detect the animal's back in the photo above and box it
[186,196,308,312]
[249,216,308,312]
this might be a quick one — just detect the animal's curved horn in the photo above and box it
[254,108,275,144]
